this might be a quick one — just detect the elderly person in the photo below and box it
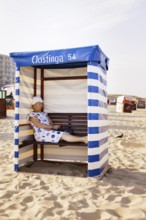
[27,96,87,144]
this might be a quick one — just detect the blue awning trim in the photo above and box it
[10,45,109,71]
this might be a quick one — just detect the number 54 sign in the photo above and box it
[68,53,76,61]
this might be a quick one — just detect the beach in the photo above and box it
[0,106,146,220]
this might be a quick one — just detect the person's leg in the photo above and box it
[60,133,88,144]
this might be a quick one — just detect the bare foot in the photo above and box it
[84,136,88,144]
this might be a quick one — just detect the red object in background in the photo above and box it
[123,98,132,105]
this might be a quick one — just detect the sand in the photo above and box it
[0,106,146,220]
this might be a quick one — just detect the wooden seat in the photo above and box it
[49,113,87,137]
[21,113,87,161]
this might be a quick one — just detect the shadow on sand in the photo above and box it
[19,160,88,178]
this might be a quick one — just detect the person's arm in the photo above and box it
[52,124,60,130]
[48,115,60,130]
[29,116,53,130]
[48,116,53,125]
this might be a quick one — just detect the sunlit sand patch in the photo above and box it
[120,140,145,148]
[0,105,146,219]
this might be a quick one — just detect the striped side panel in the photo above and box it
[14,67,41,171]
[19,67,41,122]
[87,62,108,177]
[14,70,20,171]
[18,67,40,165]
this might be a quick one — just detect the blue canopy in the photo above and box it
[10,45,109,70]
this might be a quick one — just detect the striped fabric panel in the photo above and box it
[19,67,40,165]
[87,71,107,85]
[88,126,108,134]
[88,158,108,177]
[88,106,108,114]
[88,64,107,81]
[88,137,108,148]
[14,67,41,171]
[88,132,108,142]
[88,113,108,120]
[19,125,34,144]
[88,142,108,155]
[88,92,107,103]
[14,70,20,172]
[88,147,108,162]
[88,99,107,108]
[87,62,108,177]
[19,145,34,166]
[19,67,39,123]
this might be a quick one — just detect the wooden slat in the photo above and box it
[43,76,87,81]
[49,113,87,135]
[34,67,37,96]
[19,123,30,127]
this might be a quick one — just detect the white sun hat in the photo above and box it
[32,96,44,105]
